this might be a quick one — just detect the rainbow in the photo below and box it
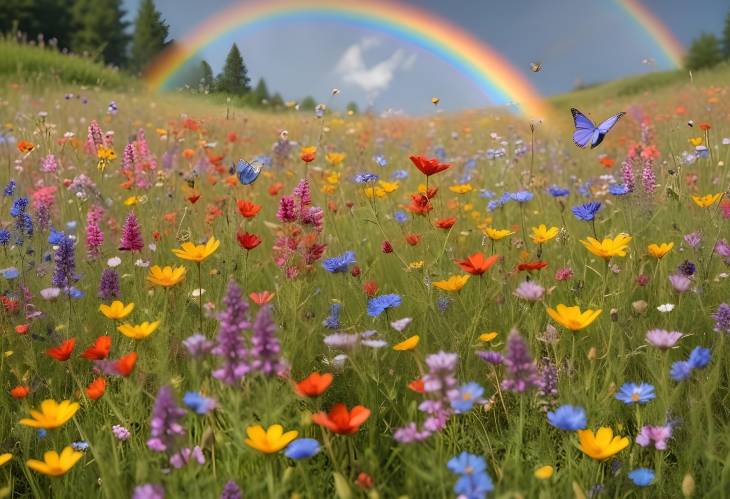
[144,0,550,118]
[618,0,684,68]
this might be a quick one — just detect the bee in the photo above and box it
[687,120,694,128]
[530,61,542,73]
[431,97,440,106]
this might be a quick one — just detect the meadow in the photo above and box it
[1,46,730,498]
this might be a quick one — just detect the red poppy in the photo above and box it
[454,252,500,275]
[47,338,75,361]
[15,323,30,335]
[115,352,137,377]
[698,123,711,131]
[405,234,421,246]
[17,140,35,154]
[227,131,238,143]
[81,336,112,360]
[300,151,316,163]
[85,377,106,400]
[356,472,374,490]
[152,230,161,241]
[294,372,333,397]
[237,199,262,218]
[599,156,615,168]
[517,261,548,272]
[407,193,433,215]
[409,155,450,176]
[268,182,284,196]
[312,403,371,435]
[249,291,275,305]
[0,295,19,314]
[407,378,425,394]
[237,231,262,250]
[350,265,361,277]
[434,217,456,229]
[187,193,201,204]
[10,385,30,399]
[363,280,378,297]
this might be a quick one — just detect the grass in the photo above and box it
[0,63,728,499]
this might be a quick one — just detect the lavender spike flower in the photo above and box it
[119,211,144,252]
[86,221,104,258]
[51,235,78,289]
[212,280,251,384]
[641,160,656,194]
[98,268,120,299]
[621,157,635,192]
[501,329,542,393]
[250,305,288,376]
[146,386,186,453]
[220,481,242,499]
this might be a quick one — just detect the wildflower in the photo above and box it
[409,155,450,176]
[172,236,220,262]
[300,146,316,162]
[182,392,217,415]
[147,265,186,287]
[17,140,35,154]
[99,300,134,320]
[132,484,164,499]
[85,378,106,400]
[517,261,548,271]
[577,427,629,460]
[236,231,261,251]
[530,224,559,244]
[688,346,711,369]
[547,405,586,431]
[10,385,30,399]
[548,186,569,197]
[477,350,504,365]
[645,329,682,349]
[117,321,160,340]
[447,452,486,475]
[119,212,144,252]
[514,281,545,301]
[51,236,78,289]
[236,199,261,218]
[677,260,697,276]
[571,202,601,221]
[453,252,499,275]
[47,338,75,361]
[0,454,11,467]
[614,382,656,404]
[434,217,456,229]
[628,468,655,487]
[648,242,673,258]
[26,447,82,476]
[668,273,692,293]
[322,303,342,329]
[636,424,672,450]
[212,280,250,384]
[657,303,675,313]
[146,386,187,453]
[609,183,629,195]
[580,234,632,260]
[684,232,702,249]
[182,334,214,357]
[502,329,542,392]
[433,275,470,292]
[295,372,333,397]
[245,424,298,453]
[547,304,602,331]
[479,332,498,342]
[112,425,130,441]
[670,360,693,381]
[220,481,241,499]
[170,446,205,469]
[20,400,79,429]
[250,305,287,376]
[367,294,401,317]
[393,335,420,351]
[451,382,484,413]
[511,190,533,203]
[322,251,356,273]
[484,227,514,241]
[642,161,657,193]
[691,193,722,208]
[447,452,494,499]
[534,465,554,480]
[312,403,370,434]
[284,438,321,459]
[713,303,730,333]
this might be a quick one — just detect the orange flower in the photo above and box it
[698,122,711,131]
[434,217,456,229]
[300,146,317,163]
[187,193,201,204]
[268,182,284,196]
[182,148,195,159]
[312,403,371,435]
[237,200,262,218]
[409,155,450,176]
[405,234,421,246]
[249,291,275,305]
[80,336,111,360]
[599,156,614,168]
[10,386,30,399]
[15,324,30,335]
[17,140,35,154]
[236,231,262,250]
[454,252,500,275]
[115,352,137,377]
[408,378,425,393]
[517,261,548,272]
[85,378,106,400]
[47,339,75,361]
[294,372,333,397]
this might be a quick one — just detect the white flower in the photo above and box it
[657,303,675,313]
[107,256,122,268]
[134,259,150,268]
[390,317,412,332]
[191,288,206,298]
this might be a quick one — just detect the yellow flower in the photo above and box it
[19,400,79,429]
[479,332,498,342]
[363,186,385,198]
[0,453,11,467]
[393,335,420,351]
[147,265,186,287]
[647,242,674,259]
[449,183,473,194]
[124,196,139,206]
[546,304,602,331]
[689,137,703,146]
[580,234,632,260]
[534,465,554,480]
[530,224,559,244]
[484,227,514,241]
[577,427,629,460]
[172,236,220,262]
[408,260,425,270]
[244,424,298,454]
[326,152,346,165]
[96,146,116,161]
[433,274,471,292]
[117,320,160,340]
[26,447,82,476]
[325,171,341,185]
[321,184,336,194]
[691,193,723,208]
[378,180,399,193]
[99,300,134,320]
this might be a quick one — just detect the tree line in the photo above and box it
[684,9,730,71]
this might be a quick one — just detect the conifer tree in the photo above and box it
[216,43,250,95]
[130,0,171,73]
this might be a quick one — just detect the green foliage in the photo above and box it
[70,0,129,67]
[129,0,170,73]
[346,101,359,114]
[299,95,316,111]
[723,9,730,59]
[200,60,214,92]
[269,92,284,108]
[252,78,270,105]
[685,32,723,71]
[0,0,75,50]
[215,43,250,95]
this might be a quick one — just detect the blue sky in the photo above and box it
[122,0,728,113]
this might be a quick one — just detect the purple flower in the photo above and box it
[713,303,730,334]
[169,446,205,469]
[324,332,360,349]
[51,235,78,289]
[220,481,242,499]
[636,424,672,450]
[670,361,693,381]
[183,333,214,357]
[714,240,730,264]
[641,160,656,194]
[645,329,682,350]
[250,305,287,376]
[85,222,104,258]
[621,158,635,192]
[132,484,164,499]
[513,281,545,301]
[476,350,503,365]
[668,273,692,293]
[501,329,542,393]
[112,424,130,441]
[276,195,297,222]
[98,268,120,299]
[119,211,144,252]
[393,422,432,443]
[212,280,251,384]
[146,386,186,453]
[684,232,701,249]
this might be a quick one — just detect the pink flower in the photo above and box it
[645,329,682,350]
[636,424,672,450]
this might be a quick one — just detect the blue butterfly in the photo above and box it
[571,108,625,149]
[236,159,263,185]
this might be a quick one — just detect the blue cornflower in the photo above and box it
[447,452,486,475]
[437,296,450,312]
[548,186,570,197]
[373,154,387,167]
[577,181,592,197]
[66,220,78,232]
[670,360,693,381]
[0,229,10,245]
[323,303,342,329]
[322,251,356,273]
[628,468,655,487]
[479,189,495,199]
[451,382,485,413]
[72,441,89,451]
[434,147,446,160]
[487,200,501,212]
[48,228,65,245]
[394,211,409,223]
[67,287,84,299]
[284,438,321,459]
[510,190,533,203]
[354,172,379,184]
[10,197,28,218]
[614,382,655,404]
[367,294,401,317]
[571,202,602,221]
[2,267,19,280]
[391,169,408,180]
[4,180,16,197]
[454,472,494,499]
[688,346,711,369]
[182,391,217,415]
[609,184,630,196]
[37,429,47,440]
[547,405,587,430]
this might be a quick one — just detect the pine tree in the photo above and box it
[130,0,171,73]
[200,60,214,91]
[252,78,270,105]
[685,33,723,71]
[269,92,284,108]
[722,9,730,59]
[216,43,250,95]
[70,0,129,67]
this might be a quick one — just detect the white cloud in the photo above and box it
[333,38,414,97]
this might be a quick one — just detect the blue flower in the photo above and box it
[0,229,10,246]
[367,294,402,317]
[322,251,356,273]
[628,468,655,487]
[609,184,629,196]
[10,197,28,218]
[447,452,486,475]
[391,169,408,180]
[688,346,711,369]
[37,429,47,440]
[182,391,217,415]
[67,287,84,299]
[614,382,655,404]
[394,211,409,224]
[3,180,16,197]
[434,147,446,160]
[571,202,602,222]
[548,186,570,197]
[670,360,693,381]
[577,181,592,197]
[454,472,493,499]
[48,228,65,245]
[72,441,89,451]
[510,190,533,203]
[323,303,342,329]
[479,189,495,199]
[451,382,485,413]
[284,438,320,459]
[373,154,387,167]
[2,267,19,280]
[354,172,379,184]
[547,405,586,430]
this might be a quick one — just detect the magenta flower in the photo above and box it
[636,424,672,450]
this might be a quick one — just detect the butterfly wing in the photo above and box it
[591,112,625,148]
[236,159,262,185]
[571,108,595,148]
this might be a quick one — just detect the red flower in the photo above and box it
[85,377,106,400]
[434,217,456,229]
[312,403,371,435]
[187,193,201,204]
[47,338,75,361]
[10,385,30,399]
[454,252,500,275]
[15,323,30,335]
[268,182,284,196]
[237,199,262,218]
[363,280,378,296]
[405,234,421,246]
[517,261,548,272]
[249,291,275,305]
[407,378,425,394]
[294,372,333,397]
[407,193,433,215]
[115,352,137,377]
[227,131,238,143]
[81,336,112,360]
[237,231,262,250]
[350,265,361,277]
[17,140,35,154]
[356,472,374,490]
[381,241,393,253]
[409,155,450,176]
[698,122,711,131]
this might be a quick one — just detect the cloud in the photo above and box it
[333,38,414,97]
